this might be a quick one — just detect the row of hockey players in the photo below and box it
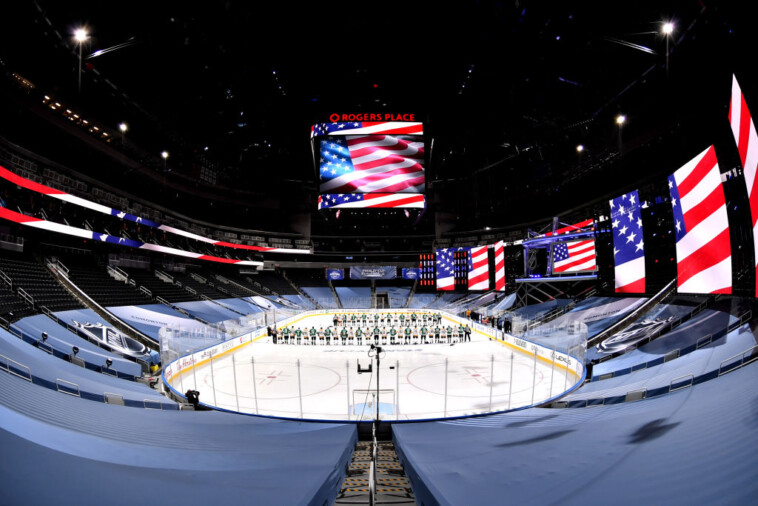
[329,312,444,328]
[274,323,472,345]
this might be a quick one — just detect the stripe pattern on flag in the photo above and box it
[729,74,758,297]
[318,193,425,209]
[318,135,424,194]
[541,219,594,237]
[493,240,505,292]
[311,121,423,138]
[468,246,490,290]
[668,145,731,294]
[553,240,596,273]
[610,190,645,293]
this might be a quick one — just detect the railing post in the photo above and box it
[209,354,217,406]
[550,346,556,398]
[488,354,494,412]
[346,360,351,420]
[531,349,537,405]
[443,357,449,417]
[297,358,304,418]
[564,345,570,392]
[191,353,198,390]
[396,359,400,419]
[508,352,514,409]
[232,354,240,412]
[251,356,259,414]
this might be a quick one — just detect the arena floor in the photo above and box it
[176,313,579,421]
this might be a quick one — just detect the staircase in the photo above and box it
[336,439,415,505]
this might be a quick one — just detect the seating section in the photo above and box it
[211,297,264,315]
[0,281,36,321]
[0,371,357,505]
[10,315,143,378]
[408,293,438,308]
[282,294,315,310]
[173,300,245,323]
[67,264,152,307]
[0,328,173,408]
[173,272,226,299]
[123,268,197,303]
[393,360,758,505]
[427,293,466,309]
[335,286,372,308]
[379,286,410,308]
[0,254,82,313]
[247,271,299,295]
[507,298,571,321]
[302,287,339,308]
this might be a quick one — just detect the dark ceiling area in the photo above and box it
[1,1,756,236]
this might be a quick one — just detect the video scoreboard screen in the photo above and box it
[311,119,425,210]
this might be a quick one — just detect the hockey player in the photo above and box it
[294,327,302,345]
[411,312,418,327]
[282,326,290,344]
[389,326,397,345]
[446,325,453,343]
[325,326,332,345]
[420,325,428,344]
[361,313,368,327]
[318,327,325,345]
[373,326,381,345]
[341,327,349,345]
[404,326,412,344]
[347,327,354,345]
[356,326,363,345]
[309,326,317,345]
[381,326,388,345]
[434,325,441,344]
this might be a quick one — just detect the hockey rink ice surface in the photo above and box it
[180,313,579,421]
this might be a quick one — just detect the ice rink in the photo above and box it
[173,313,580,421]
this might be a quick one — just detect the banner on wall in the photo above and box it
[326,269,344,281]
[402,268,421,280]
[350,266,397,280]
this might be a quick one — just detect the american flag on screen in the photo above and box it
[468,246,490,290]
[318,193,425,209]
[436,248,460,291]
[553,240,596,273]
[318,136,424,194]
[493,240,505,291]
[729,75,758,297]
[610,190,646,293]
[668,146,732,294]
[311,121,423,138]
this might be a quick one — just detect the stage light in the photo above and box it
[576,144,584,153]
[616,114,626,125]
[119,122,128,132]
[662,22,674,35]
[74,28,88,42]
[161,150,169,159]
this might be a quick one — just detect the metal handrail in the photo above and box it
[56,378,81,397]
[139,285,152,297]
[0,268,12,287]
[696,334,712,349]
[17,287,34,305]
[0,353,32,382]
[669,374,694,392]
[719,344,758,376]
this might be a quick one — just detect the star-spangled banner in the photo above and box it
[493,240,505,291]
[318,135,424,194]
[729,74,758,297]
[553,240,596,273]
[0,165,308,254]
[0,206,262,267]
[318,193,425,209]
[436,248,463,291]
[468,245,490,290]
[311,121,423,138]
[610,190,646,293]
[668,146,731,294]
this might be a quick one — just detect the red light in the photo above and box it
[373,83,379,88]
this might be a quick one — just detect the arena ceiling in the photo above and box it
[1,1,755,235]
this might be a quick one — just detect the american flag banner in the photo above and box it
[540,219,594,237]
[0,165,308,254]
[311,121,423,138]
[729,75,758,297]
[553,240,596,273]
[610,190,645,293]
[0,206,262,267]
[493,240,505,291]
[436,248,462,291]
[318,193,425,209]
[668,146,732,294]
[318,135,424,194]
[468,246,490,290]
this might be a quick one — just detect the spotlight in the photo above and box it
[161,150,169,159]
[74,28,88,43]
[616,114,626,125]
[119,122,128,132]
[662,22,674,35]
[576,144,585,153]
